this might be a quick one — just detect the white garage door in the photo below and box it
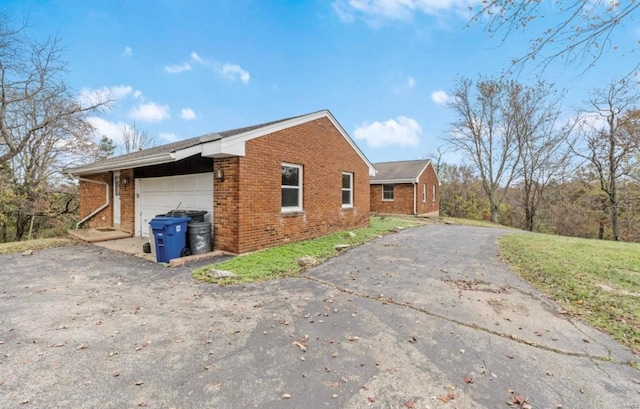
[135,173,214,237]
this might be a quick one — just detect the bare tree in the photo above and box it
[514,83,575,231]
[0,14,108,241]
[471,1,640,72]
[446,78,524,223]
[573,81,640,241]
[119,122,156,154]
[425,146,449,177]
[10,93,99,240]
[0,15,106,163]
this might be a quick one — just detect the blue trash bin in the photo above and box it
[149,216,191,262]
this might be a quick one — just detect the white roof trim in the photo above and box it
[370,178,417,185]
[201,138,246,158]
[218,110,377,176]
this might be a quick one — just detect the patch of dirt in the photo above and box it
[596,283,640,298]
[444,279,509,294]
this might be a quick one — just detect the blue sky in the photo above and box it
[6,0,639,163]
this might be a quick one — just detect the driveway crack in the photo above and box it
[303,274,632,366]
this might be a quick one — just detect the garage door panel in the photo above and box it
[177,178,198,192]
[135,173,214,237]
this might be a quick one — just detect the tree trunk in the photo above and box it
[525,207,534,232]
[611,203,620,241]
[490,204,499,223]
[15,212,26,241]
[598,221,604,240]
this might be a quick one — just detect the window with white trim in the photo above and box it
[341,172,353,207]
[382,184,394,201]
[422,183,426,203]
[432,184,436,202]
[282,163,303,211]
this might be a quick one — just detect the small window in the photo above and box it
[432,184,436,202]
[382,184,394,201]
[341,172,353,207]
[282,163,302,211]
[422,183,426,203]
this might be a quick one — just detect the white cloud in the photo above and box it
[354,116,422,148]
[129,102,170,122]
[191,51,206,64]
[407,76,416,88]
[78,84,136,107]
[180,108,197,120]
[332,0,479,25]
[431,90,451,105]
[132,90,143,99]
[165,62,192,74]
[221,63,251,84]
[160,132,179,142]
[122,46,132,57]
[88,117,129,141]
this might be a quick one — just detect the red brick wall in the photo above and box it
[77,170,136,234]
[369,162,440,216]
[119,169,135,234]
[416,162,440,216]
[213,158,240,252]
[78,173,112,228]
[214,117,371,254]
[370,183,415,214]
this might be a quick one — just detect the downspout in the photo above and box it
[413,182,417,215]
[70,175,110,229]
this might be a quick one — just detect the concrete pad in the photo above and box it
[68,228,131,243]
[93,236,156,262]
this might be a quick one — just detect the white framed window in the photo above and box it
[432,184,436,202]
[422,183,426,203]
[382,184,394,201]
[282,163,303,212]
[341,172,353,208]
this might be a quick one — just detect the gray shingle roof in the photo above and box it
[371,159,431,182]
[65,112,314,174]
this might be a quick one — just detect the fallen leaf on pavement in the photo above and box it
[282,394,291,399]
[463,376,473,384]
[76,343,88,350]
[292,341,307,352]
[346,335,360,341]
[405,401,414,408]
[437,391,456,403]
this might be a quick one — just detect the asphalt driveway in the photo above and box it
[1,225,638,408]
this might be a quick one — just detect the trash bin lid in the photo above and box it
[150,216,191,228]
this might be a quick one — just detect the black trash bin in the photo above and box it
[166,210,207,222]
[188,222,213,255]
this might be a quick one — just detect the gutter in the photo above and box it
[70,175,110,229]
[413,182,417,215]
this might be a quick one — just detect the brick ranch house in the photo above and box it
[369,159,440,216]
[66,110,376,254]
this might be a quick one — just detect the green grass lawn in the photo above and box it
[499,233,640,354]
[0,237,77,255]
[192,215,424,285]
